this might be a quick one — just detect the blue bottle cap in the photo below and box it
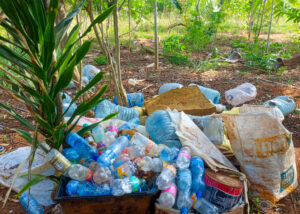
[196,190,203,198]
[92,153,100,161]
[180,208,188,214]
[83,123,89,128]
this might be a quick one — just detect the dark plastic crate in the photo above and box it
[54,176,160,214]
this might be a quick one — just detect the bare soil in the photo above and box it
[0,38,299,214]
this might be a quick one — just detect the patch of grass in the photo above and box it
[93,55,108,65]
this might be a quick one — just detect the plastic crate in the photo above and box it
[54,176,160,214]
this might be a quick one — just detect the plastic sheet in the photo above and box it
[264,96,296,116]
[158,83,183,95]
[113,93,145,107]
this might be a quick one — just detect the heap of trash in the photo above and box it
[0,65,297,214]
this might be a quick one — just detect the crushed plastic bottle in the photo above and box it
[19,192,44,214]
[93,166,112,184]
[160,147,179,162]
[152,158,163,173]
[111,176,141,196]
[156,164,177,190]
[83,64,100,81]
[177,169,192,191]
[176,146,191,170]
[134,156,163,173]
[80,159,99,171]
[189,84,220,104]
[66,132,99,161]
[94,100,139,121]
[130,132,159,157]
[264,96,296,116]
[63,102,77,117]
[145,110,181,148]
[157,183,177,208]
[102,131,116,147]
[113,93,145,107]
[177,190,193,214]
[193,191,219,214]
[67,164,92,181]
[225,83,257,106]
[190,157,206,193]
[77,182,111,196]
[158,83,183,95]
[97,135,130,167]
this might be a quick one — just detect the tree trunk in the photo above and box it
[266,0,275,53]
[248,0,254,41]
[128,0,131,52]
[196,0,201,21]
[154,0,159,70]
[257,0,266,39]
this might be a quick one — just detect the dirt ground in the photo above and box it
[0,38,299,213]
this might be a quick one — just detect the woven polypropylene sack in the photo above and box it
[158,83,183,95]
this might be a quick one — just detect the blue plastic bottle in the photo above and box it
[94,100,139,121]
[63,102,77,117]
[61,148,80,163]
[160,147,179,162]
[66,180,81,196]
[113,93,145,107]
[118,117,140,131]
[176,190,193,214]
[264,96,296,116]
[177,169,192,191]
[65,132,99,161]
[189,83,220,104]
[190,157,206,193]
[77,182,111,196]
[97,135,130,167]
[19,192,44,214]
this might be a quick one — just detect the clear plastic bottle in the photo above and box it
[193,191,219,214]
[157,183,177,208]
[45,148,71,175]
[77,182,111,196]
[177,169,192,191]
[97,135,130,167]
[61,148,80,163]
[112,153,131,169]
[93,166,112,184]
[118,117,140,131]
[102,131,116,147]
[67,164,92,181]
[130,132,161,157]
[190,157,206,193]
[152,157,163,173]
[225,83,257,106]
[66,180,81,196]
[65,132,99,161]
[19,192,44,214]
[156,164,177,190]
[135,156,153,172]
[92,125,105,143]
[176,191,193,214]
[176,146,191,170]
[160,147,179,162]
[114,161,137,178]
[121,146,137,160]
[111,176,141,196]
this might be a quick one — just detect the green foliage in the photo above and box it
[162,36,190,65]
[275,1,300,23]
[0,0,115,150]
[94,55,108,65]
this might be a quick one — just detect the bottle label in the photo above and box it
[162,184,177,198]
[178,152,191,160]
[117,164,128,178]
[105,126,118,133]
[134,157,144,167]
[49,152,71,174]
[165,165,176,176]
[121,147,128,155]
[86,169,92,181]
[129,176,140,192]
[145,141,155,154]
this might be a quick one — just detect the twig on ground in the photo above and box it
[139,84,154,92]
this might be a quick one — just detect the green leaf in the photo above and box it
[55,1,85,48]
[76,112,118,136]
[74,40,92,65]
[53,123,67,149]
[79,4,116,40]
[64,24,80,51]
[0,102,34,130]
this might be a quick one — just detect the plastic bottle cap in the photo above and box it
[196,190,203,198]
[92,153,100,161]
[83,123,89,128]
[180,208,188,214]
